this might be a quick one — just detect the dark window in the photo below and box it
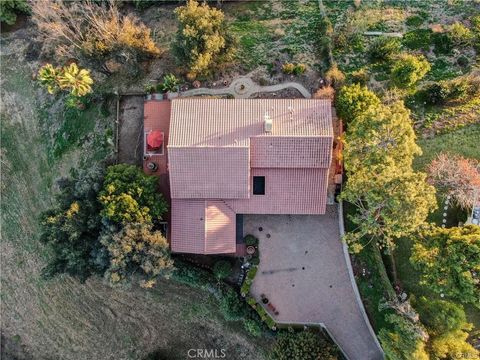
[253,176,265,195]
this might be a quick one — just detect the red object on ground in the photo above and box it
[147,130,163,148]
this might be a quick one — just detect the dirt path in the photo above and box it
[117,96,144,165]
[175,76,312,99]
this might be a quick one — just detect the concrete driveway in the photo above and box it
[244,207,384,360]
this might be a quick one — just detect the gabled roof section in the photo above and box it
[251,136,333,168]
[169,146,250,199]
[169,99,333,147]
[170,199,236,254]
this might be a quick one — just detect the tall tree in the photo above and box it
[98,164,168,224]
[102,223,174,288]
[391,53,430,88]
[335,84,380,124]
[172,0,235,79]
[343,169,436,251]
[410,225,480,308]
[379,314,429,360]
[39,167,107,280]
[342,101,436,251]
[343,101,422,173]
[427,153,480,209]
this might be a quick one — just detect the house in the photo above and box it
[143,98,334,255]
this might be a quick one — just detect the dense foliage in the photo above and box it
[427,153,480,209]
[410,225,480,307]
[342,101,436,251]
[102,223,174,288]
[99,164,168,224]
[0,0,29,25]
[379,314,429,360]
[39,167,106,280]
[219,287,246,321]
[270,328,338,360]
[335,84,380,124]
[368,36,401,61]
[38,63,93,97]
[213,260,232,280]
[31,0,159,65]
[172,0,235,79]
[416,298,478,358]
[391,53,430,88]
[39,164,170,287]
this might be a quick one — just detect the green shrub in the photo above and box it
[433,32,453,55]
[379,314,429,360]
[402,29,433,50]
[219,287,246,321]
[246,266,258,280]
[246,296,257,306]
[472,15,480,33]
[0,0,29,25]
[213,260,232,280]
[405,15,424,27]
[241,281,251,296]
[270,328,338,360]
[250,255,260,266]
[391,53,431,88]
[244,235,258,246]
[282,63,296,74]
[368,37,401,61]
[293,63,306,75]
[349,68,369,85]
[243,318,262,337]
[160,74,180,93]
[173,261,214,289]
[457,55,469,67]
[98,164,168,224]
[421,83,450,105]
[39,167,106,281]
[447,22,474,47]
[335,84,380,124]
[172,0,236,79]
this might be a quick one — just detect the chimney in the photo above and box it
[264,111,272,133]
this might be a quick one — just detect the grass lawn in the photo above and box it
[226,0,322,71]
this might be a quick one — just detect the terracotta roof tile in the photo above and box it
[168,147,250,199]
[251,136,333,168]
[226,168,328,214]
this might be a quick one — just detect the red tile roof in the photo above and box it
[169,99,333,147]
[150,98,334,254]
[168,146,250,199]
[251,136,332,168]
[226,168,329,214]
[170,199,236,254]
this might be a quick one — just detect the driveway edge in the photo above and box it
[337,201,385,358]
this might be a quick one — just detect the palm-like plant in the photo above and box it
[160,73,180,93]
[57,63,93,97]
[38,64,59,94]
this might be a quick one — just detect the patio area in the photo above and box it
[244,209,384,360]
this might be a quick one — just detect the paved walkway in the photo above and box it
[173,77,311,99]
[244,209,384,360]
